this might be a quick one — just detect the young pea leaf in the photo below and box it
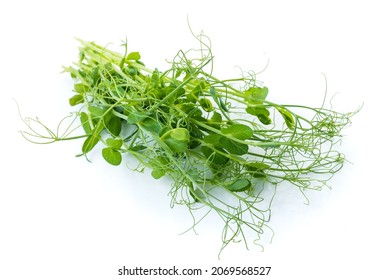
[163,137,188,153]
[91,67,100,85]
[88,105,107,118]
[125,66,138,76]
[151,169,165,179]
[81,118,106,154]
[211,111,222,123]
[80,112,92,134]
[199,98,213,112]
[226,179,252,192]
[102,147,122,166]
[74,83,90,93]
[245,162,270,178]
[151,69,159,87]
[140,117,162,134]
[161,129,189,153]
[276,107,295,129]
[219,137,249,155]
[245,161,270,170]
[129,145,147,152]
[106,138,123,150]
[246,106,272,125]
[126,52,141,61]
[170,128,190,141]
[201,146,229,165]
[188,79,209,102]
[69,94,83,106]
[203,133,222,145]
[82,134,100,154]
[244,86,268,103]
[210,86,229,112]
[106,115,122,136]
[221,124,253,140]
[127,111,148,124]
[188,124,203,149]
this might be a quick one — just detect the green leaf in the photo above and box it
[69,94,83,106]
[246,106,272,125]
[276,107,295,129]
[244,87,268,104]
[140,117,162,134]
[208,111,222,129]
[170,128,190,141]
[125,66,138,76]
[211,111,222,123]
[127,111,147,124]
[188,124,202,149]
[102,147,122,166]
[74,83,90,93]
[88,105,107,118]
[151,169,165,179]
[126,52,141,61]
[106,138,123,150]
[221,124,253,140]
[80,112,92,134]
[178,103,196,115]
[201,146,229,165]
[129,145,147,152]
[106,116,122,136]
[163,137,188,153]
[219,137,249,155]
[210,86,229,112]
[245,162,270,170]
[204,133,248,155]
[203,133,222,145]
[82,134,100,154]
[245,162,270,178]
[190,79,209,95]
[199,98,213,112]
[151,69,159,87]
[226,179,251,192]
[91,67,100,85]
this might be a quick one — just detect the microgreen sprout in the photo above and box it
[20,34,358,255]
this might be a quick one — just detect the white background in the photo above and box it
[1,0,388,279]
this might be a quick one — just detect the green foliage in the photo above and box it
[227,179,252,192]
[20,36,358,255]
[220,124,253,140]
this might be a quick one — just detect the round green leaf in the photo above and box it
[151,169,165,179]
[126,52,141,61]
[106,138,123,150]
[102,147,122,166]
[163,138,188,153]
[244,86,268,103]
[170,128,190,141]
[221,124,253,140]
[220,137,249,155]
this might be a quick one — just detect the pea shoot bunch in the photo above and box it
[21,36,356,253]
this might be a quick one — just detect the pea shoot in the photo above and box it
[20,35,358,254]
